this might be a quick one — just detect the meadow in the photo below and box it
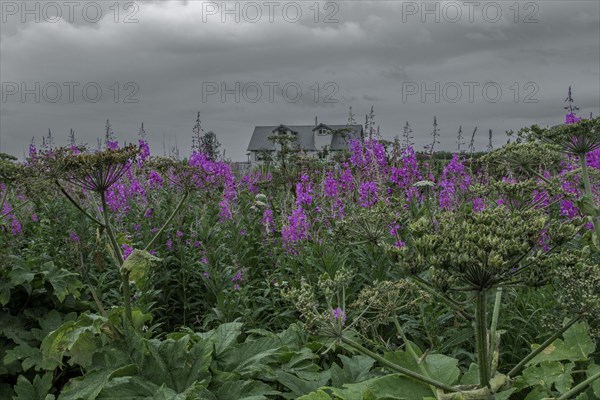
[0,114,599,400]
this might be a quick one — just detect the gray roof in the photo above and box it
[247,124,363,151]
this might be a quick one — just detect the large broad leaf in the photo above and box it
[59,364,138,400]
[527,322,595,365]
[13,372,55,400]
[276,370,331,399]
[384,343,460,385]
[519,361,575,394]
[201,322,244,358]
[330,355,375,388]
[41,314,106,368]
[141,335,213,393]
[41,262,83,302]
[4,342,60,371]
[215,380,280,400]
[297,390,332,400]
[588,364,600,398]
[327,374,433,400]
[217,335,283,378]
[120,249,162,290]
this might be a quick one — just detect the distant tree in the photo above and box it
[199,131,221,161]
[192,112,204,150]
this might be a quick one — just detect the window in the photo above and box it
[318,128,329,136]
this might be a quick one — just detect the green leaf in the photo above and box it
[384,345,460,385]
[276,370,331,399]
[527,322,595,365]
[41,314,105,367]
[59,365,138,400]
[142,335,213,393]
[330,355,375,387]
[121,249,162,290]
[521,361,574,393]
[588,364,600,398]
[41,263,82,302]
[297,390,332,400]
[0,280,11,305]
[210,322,244,358]
[4,343,60,372]
[215,380,279,400]
[13,372,55,400]
[328,374,433,400]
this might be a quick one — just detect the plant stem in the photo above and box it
[0,183,10,218]
[392,317,440,400]
[579,154,600,245]
[99,190,132,324]
[507,315,583,378]
[144,191,189,252]
[555,371,600,400]
[475,290,490,387]
[56,181,105,227]
[339,336,460,393]
[488,288,502,375]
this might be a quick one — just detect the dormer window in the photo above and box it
[318,128,329,136]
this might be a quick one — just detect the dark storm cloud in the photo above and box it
[1,0,598,159]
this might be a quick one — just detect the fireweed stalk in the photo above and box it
[39,144,195,325]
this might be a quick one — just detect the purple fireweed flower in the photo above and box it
[339,165,354,192]
[148,171,163,188]
[144,208,154,218]
[138,139,150,162]
[359,181,378,208]
[394,240,406,249]
[166,239,173,251]
[31,214,39,222]
[282,207,309,247]
[473,198,485,213]
[231,270,243,283]
[106,140,119,150]
[438,154,471,210]
[69,231,80,243]
[324,173,339,198]
[295,174,313,206]
[218,199,233,221]
[565,113,582,125]
[176,230,184,239]
[121,244,133,259]
[332,307,346,326]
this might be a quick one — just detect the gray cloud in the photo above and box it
[1,0,598,159]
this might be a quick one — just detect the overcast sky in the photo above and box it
[1,0,599,160]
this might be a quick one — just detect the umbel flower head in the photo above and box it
[55,145,139,192]
[532,117,600,156]
[0,153,21,183]
[401,207,577,290]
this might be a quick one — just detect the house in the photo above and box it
[246,122,363,162]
